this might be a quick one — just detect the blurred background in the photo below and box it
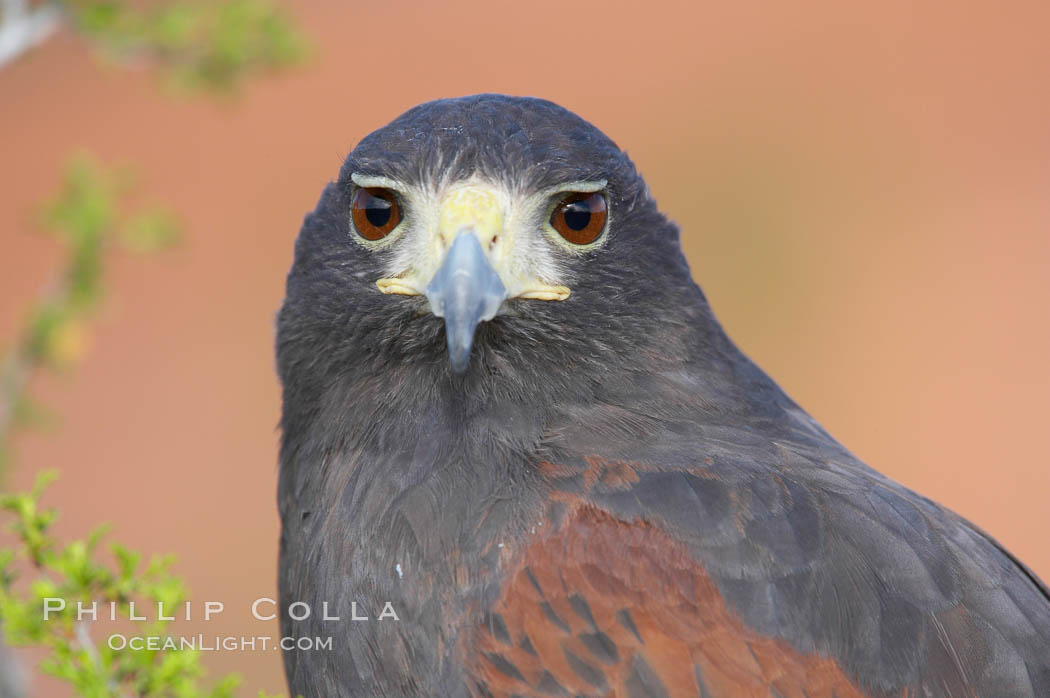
[1,0,1048,693]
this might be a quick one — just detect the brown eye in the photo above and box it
[352,187,402,240]
[550,192,607,245]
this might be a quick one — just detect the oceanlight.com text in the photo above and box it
[107,634,334,652]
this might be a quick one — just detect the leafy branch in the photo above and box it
[0,154,179,476]
[0,471,282,696]
[2,0,307,93]
[63,0,308,93]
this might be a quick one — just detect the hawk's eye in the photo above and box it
[352,187,401,240]
[550,192,607,245]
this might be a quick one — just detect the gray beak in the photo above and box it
[424,232,508,372]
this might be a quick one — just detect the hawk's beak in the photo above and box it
[424,231,507,372]
[424,187,508,373]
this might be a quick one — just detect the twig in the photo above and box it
[0,0,63,68]
[0,279,73,467]
[0,341,31,451]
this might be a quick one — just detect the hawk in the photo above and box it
[276,94,1050,696]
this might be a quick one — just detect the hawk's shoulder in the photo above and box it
[465,497,866,697]
[464,449,1050,697]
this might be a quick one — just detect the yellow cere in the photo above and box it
[437,186,504,249]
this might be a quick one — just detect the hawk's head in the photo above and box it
[278,95,708,407]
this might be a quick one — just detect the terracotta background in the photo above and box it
[1,0,1047,693]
